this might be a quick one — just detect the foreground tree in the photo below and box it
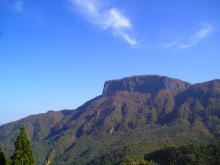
[0,147,7,165]
[11,127,34,165]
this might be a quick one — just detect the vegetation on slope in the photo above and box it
[145,141,220,165]
[0,76,219,164]
[119,157,157,165]
[0,147,8,165]
[89,141,220,165]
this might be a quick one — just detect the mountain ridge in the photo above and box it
[0,75,220,165]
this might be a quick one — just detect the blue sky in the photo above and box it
[0,0,220,124]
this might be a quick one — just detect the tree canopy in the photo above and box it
[145,142,220,165]
[11,127,34,165]
[0,147,7,165]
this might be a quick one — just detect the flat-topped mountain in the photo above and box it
[103,75,191,96]
[0,75,220,165]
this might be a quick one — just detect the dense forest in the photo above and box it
[2,138,220,165]
[145,142,220,165]
[89,141,220,165]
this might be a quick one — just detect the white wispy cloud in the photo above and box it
[14,0,23,12]
[69,0,137,46]
[178,23,213,49]
[160,23,213,50]
[159,39,180,49]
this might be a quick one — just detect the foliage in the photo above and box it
[11,127,34,165]
[0,147,8,165]
[145,142,220,165]
[119,157,157,165]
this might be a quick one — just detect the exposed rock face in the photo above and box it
[102,75,191,96]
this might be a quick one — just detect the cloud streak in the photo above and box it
[69,0,137,46]
[159,39,180,49]
[178,23,213,49]
[14,0,23,12]
[160,23,213,50]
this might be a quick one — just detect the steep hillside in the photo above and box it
[0,75,220,165]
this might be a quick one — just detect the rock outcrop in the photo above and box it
[102,75,191,96]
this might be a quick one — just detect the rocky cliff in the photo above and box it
[102,75,191,96]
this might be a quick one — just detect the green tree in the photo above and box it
[11,127,34,165]
[0,147,7,165]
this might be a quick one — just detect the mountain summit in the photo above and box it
[103,75,191,96]
[0,75,220,165]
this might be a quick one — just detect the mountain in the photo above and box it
[0,75,220,165]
